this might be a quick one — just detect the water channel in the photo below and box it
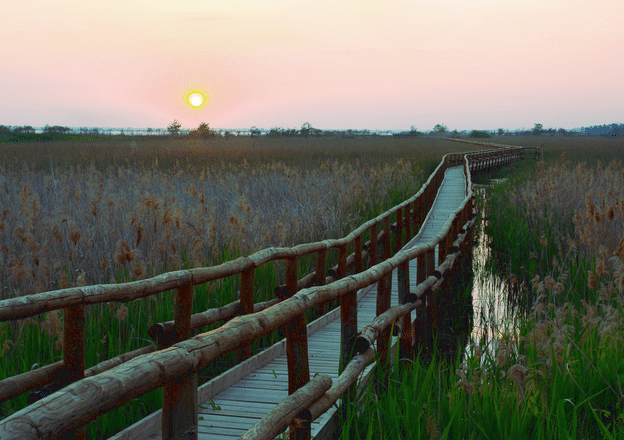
[467,185,520,356]
[422,184,520,361]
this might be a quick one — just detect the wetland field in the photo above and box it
[0,135,476,437]
[339,135,624,439]
[2,134,623,438]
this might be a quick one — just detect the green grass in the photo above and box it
[337,137,624,439]
[0,136,483,437]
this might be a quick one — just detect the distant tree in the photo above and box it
[167,119,181,136]
[532,123,544,136]
[267,127,286,137]
[43,125,71,134]
[433,124,447,133]
[250,126,261,137]
[189,122,216,139]
[12,125,35,134]
[300,122,312,137]
[469,130,491,138]
[407,126,423,136]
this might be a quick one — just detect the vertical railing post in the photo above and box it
[425,249,438,335]
[376,216,392,368]
[338,244,347,279]
[395,207,404,254]
[315,248,327,316]
[238,266,255,361]
[369,223,378,267]
[61,303,85,440]
[404,204,412,242]
[415,248,435,354]
[412,198,420,233]
[163,283,198,440]
[285,256,311,440]
[354,235,363,273]
[339,244,357,372]
[439,228,453,266]
[398,260,412,359]
[425,248,436,348]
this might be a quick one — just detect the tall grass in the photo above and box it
[0,135,480,437]
[338,136,624,439]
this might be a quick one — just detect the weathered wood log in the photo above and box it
[355,300,423,355]
[395,207,404,253]
[0,361,63,404]
[340,286,358,373]
[148,298,280,347]
[355,273,437,354]
[163,283,196,440]
[375,217,393,368]
[0,270,193,321]
[308,347,375,421]
[285,256,310,398]
[238,266,256,360]
[354,235,363,274]
[239,374,332,440]
[61,303,85,440]
[369,222,378,266]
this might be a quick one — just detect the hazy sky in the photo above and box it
[2,0,622,131]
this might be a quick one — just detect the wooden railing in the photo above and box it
[0,145,524,440]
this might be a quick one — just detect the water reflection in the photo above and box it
[468,186,519,355]
[411,185,520,362]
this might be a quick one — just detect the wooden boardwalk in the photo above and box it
[111,166,467,440]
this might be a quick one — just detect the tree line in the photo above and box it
[2,120,622,144]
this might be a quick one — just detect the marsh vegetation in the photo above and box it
[338,136,624,439]
[0,135,479,437]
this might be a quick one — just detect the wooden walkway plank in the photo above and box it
[110,165,466,440]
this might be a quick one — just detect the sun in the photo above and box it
[185,90,207,109]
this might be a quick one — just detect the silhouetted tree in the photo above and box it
[532,123,544,136]
[167,119,181,136]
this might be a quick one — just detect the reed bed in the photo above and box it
[0,135,477,437]
[339,137,624,439]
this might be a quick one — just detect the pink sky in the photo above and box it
[1,0,622,132]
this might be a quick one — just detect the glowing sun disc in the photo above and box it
[186,90,207,108]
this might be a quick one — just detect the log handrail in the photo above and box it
[0,144,524,440]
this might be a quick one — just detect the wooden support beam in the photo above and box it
[163,283,197,440]
[60,303,85,440]
[397,260,411,359]
[354,235,363,274]
[238,267,256,361]
[315,249,327,316]
[285,257,310,395]
[338,245,347,279]
[403,205,412,242]
[369,223,378,266]
[338,244,357,374]
[340,286,358,374]
[394,207,404,254]
[285,256,311,440]
[376,216,393,369]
